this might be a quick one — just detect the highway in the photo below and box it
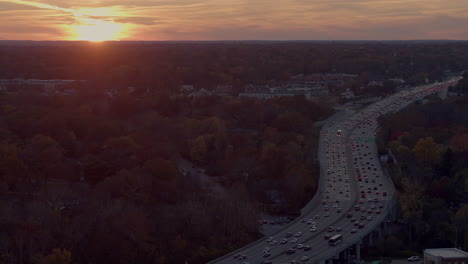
[208,78,461,264]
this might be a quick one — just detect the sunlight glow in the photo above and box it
[70,18,124,41]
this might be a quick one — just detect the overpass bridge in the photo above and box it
[208,77,461,264]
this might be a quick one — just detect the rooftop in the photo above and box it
[424,248,468,258]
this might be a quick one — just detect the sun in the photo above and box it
[70,18,124,42]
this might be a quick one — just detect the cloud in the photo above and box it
[1,0,468,40]
[0,1,42,10]
[114,16,162,25]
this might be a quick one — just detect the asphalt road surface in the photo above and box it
[209,78,460,264]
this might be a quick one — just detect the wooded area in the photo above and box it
[371,92,468,257]
[0,87,331,263]
[1,41,468,93]
[1,41,468,263]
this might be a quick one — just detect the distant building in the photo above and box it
[389,78,406,85]
[368,81,384,87]
[424,248,468,264]
[0,79,82,94]
[189,88,212,97]
[341,88,355,99]
[179,85,194,92]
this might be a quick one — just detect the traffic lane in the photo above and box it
[212,119,350,263]
[272,151,360,261]
[212,80,456,264]
[225,94,396,262]
[264,191,352,259]
[231,195,346,264]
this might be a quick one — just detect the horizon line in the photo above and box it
[1,39,468,42]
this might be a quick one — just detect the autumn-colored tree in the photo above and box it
[22,135,63,181]
[144,158,178,182]
[0,143,28,188]
[399,177,423,219]
[190,135,207,163]
[450,133,468,152]
[34,248,71,264]
[412,137,445,168]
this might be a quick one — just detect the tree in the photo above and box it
[22,135,63,181]
[34,248,71,264]
[143,158,178,182]
[0,143,28,188]
[399,177,423,219]
[412,137,445,168]
[450,133,468,152]
[190,136,207,163]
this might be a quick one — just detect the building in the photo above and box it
[0,79,81,94]
[189,88,212,97]
[424,248,468,264]
[179,85,194,92]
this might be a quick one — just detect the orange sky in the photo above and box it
[1,0,468,41]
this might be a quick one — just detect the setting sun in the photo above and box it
[70,18,124,42]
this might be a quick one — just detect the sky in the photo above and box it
[0,0,468,41]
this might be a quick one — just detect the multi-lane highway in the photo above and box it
[209,78,460,264]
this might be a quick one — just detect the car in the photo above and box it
[270,240,277,246]
[324,213,330,217]
[367,216,372,221]
[383,192,387,196]
[291,238,298,243]
[350,228,357,233]
[310,227,317,232]
[327,226,334,232]
[263,247,270,253]
[286,232,292,237]
[297,244,304,249]
[286,248,295,255]
[280,239,288,244]
[347,213,353,218]
[295,232,302,237]
[238,254,247,260]
[266,237,273,242]
[233,253,240,258]
[304,245,312,251]
[336,227,342,232]
[262,260,273,264]
[408,256,420,261]
[300,256,309,261]
[324,234,331,239]
[263,252,271,258]
[358,223,365,228]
